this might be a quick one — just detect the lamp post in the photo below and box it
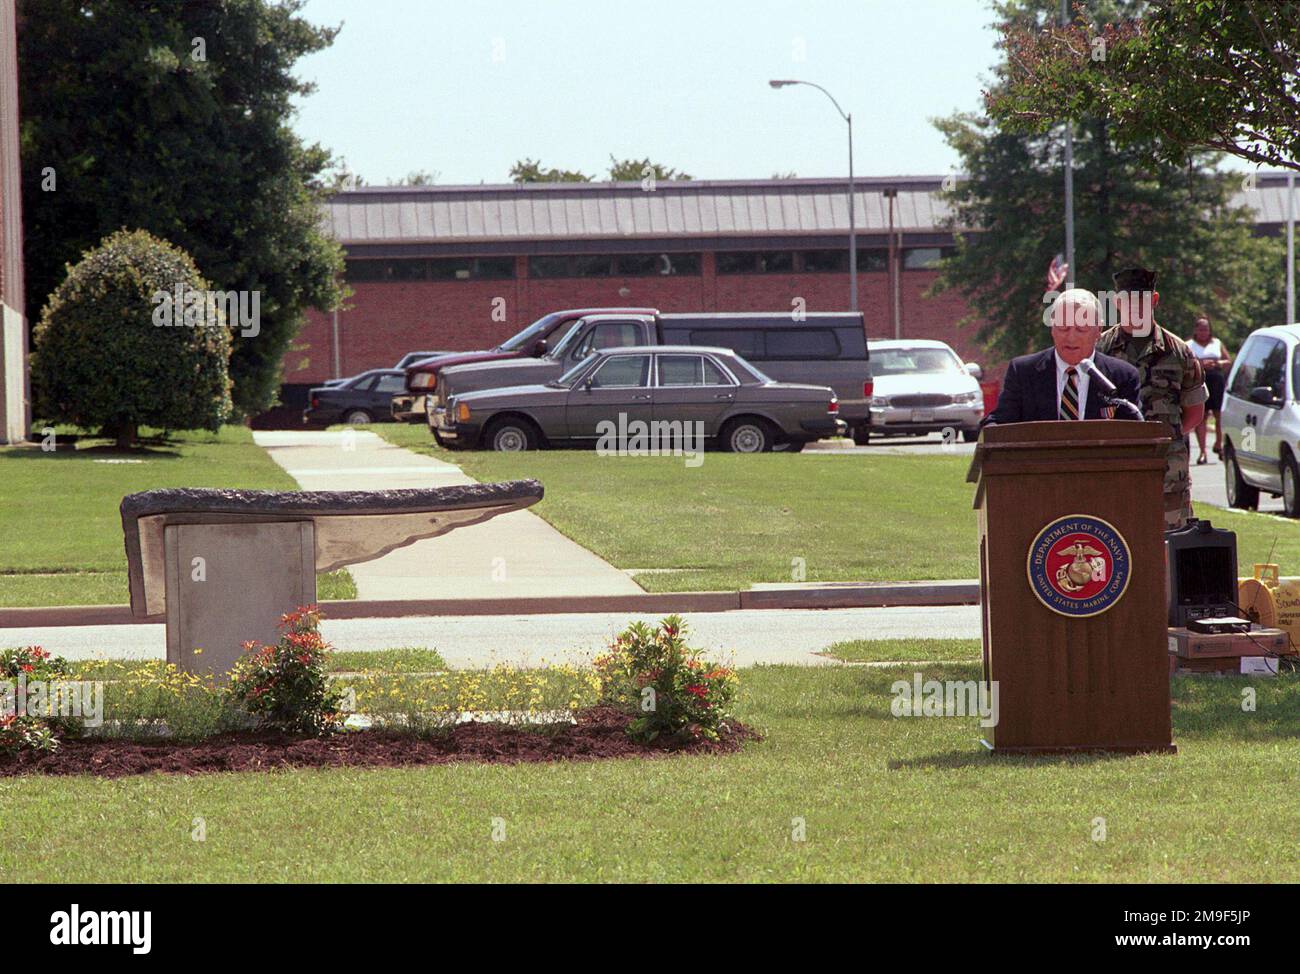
[770,79,856,311]
[1060,0,1075,289]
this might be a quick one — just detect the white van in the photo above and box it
[1221,324,1300,516]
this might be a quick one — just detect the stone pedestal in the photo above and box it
[120,482,544,679]
[164,521,316,678]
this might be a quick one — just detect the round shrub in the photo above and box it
[228,606,343,737]
[31,228,233,447]
[594,615,738,742]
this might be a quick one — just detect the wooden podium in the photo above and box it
[967,420,1176,754]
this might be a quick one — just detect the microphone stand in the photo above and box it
[1101,395,1144,421]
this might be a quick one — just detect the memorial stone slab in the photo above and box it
[120,483,542,677]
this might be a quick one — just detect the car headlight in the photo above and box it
[869,396,891,407]
[410,372,436,390]
[954,390,982,404]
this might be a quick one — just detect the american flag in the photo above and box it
[1047,254,1069,291]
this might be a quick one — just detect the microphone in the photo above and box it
[1078,359,1143,420]
[1077,358,1115,395]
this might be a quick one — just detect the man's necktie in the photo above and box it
[1060,367,1079,420]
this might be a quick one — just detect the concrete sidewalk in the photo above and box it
[253,430,642,600]
[0,604,982,668]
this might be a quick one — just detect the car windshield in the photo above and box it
[870,347,964,376]
[497,313,560,352]
[554,356,596,388]
[544,319,589,359]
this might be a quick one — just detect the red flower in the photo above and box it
[685,684,708,699]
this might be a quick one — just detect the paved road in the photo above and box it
[0,605,982,668]
[254,430,642,599]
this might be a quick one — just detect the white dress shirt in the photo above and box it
[1054,351,1093,419]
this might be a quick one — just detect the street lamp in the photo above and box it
[769,79,856,311]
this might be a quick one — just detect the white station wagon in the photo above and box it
[1221,323,1300,517]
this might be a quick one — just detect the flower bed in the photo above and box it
[0,610,757,777]
[0,706,759,778]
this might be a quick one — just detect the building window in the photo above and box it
[573,255,614,277]
[528,255,570,278]
[527,253,701,278]
[615,253,700,276]
[716,251,795,274]
[345,257,516,282]
[800,249,850,273]
[857,249,889,272]
[902,247,954,270]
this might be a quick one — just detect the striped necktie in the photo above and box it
[1060,366,1080,420]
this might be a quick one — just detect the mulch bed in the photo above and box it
[0,707,760,779]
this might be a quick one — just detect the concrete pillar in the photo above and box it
[0,0,27,445]
[164,521,317,679]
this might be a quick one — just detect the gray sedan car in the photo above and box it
[429,346,845,452]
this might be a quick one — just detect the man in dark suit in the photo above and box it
[985,288,1141,426]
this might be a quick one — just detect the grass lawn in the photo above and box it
[375,424,979,591]
[0,427,354,607]
[823,638,981,662]
[374,424,1300,591]
[3,658,1295,882]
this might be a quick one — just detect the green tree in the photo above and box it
[19,0,345,417]
[31,230,233,450]
[509,157,693,183]
[509,158,593,182]
[392,169,439,186]
[988,0,1300,172]
[932,0,1283,360]
[607,156,692,181]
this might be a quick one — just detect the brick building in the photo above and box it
[296,171,1297,406]
[0,0,25,444]
[295,176,980,394]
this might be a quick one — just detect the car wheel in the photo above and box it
[486,417,539,452]
[344,409,373,425]
[1224,444,1259,510]
[852,426,871,446]
[1283,452,1300,518]
[722,418,772,453]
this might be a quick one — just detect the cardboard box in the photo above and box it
[1171,654,1249,674]
[1167,627,1290,660]
[1240,656,1281,676]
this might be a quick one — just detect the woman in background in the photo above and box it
[1187,315,1231,465]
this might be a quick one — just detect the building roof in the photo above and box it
[323,172,1298,247]
[325,176,952,245]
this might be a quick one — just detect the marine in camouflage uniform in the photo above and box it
[1097,268,1207,530]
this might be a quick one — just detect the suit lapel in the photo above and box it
[1035,350,1057,421]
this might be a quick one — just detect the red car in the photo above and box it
[391,307,659,421]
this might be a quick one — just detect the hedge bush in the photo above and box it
[31,228,233,448]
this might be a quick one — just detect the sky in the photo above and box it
[290,0,1003,186]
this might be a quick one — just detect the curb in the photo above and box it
[0,581,981,629]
